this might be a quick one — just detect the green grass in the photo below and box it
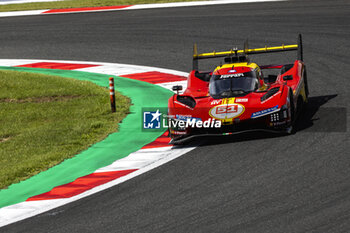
[0,70,130,189]
[0,0,202,12]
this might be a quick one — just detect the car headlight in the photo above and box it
[270,105,288,122]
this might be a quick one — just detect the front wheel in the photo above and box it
[284,90,296,135]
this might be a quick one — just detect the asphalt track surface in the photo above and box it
[1,0,349,232]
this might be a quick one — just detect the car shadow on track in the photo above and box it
[294,94,342,132]
[176,94,342,147]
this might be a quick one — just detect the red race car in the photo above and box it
[168,35,309,143]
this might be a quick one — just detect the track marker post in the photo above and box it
[109,77,116,113]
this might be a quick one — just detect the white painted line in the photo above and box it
[0,0,62,5]
[127,0,285,10]
[0,9,47,17]
[0,200,55,221]
[95,147,173,173]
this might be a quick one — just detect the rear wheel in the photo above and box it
[296,96,304,119]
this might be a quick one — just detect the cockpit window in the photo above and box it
[209,71,259,99]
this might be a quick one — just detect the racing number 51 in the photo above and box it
[216,105,238,114]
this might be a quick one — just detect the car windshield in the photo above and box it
[209,71,258,98]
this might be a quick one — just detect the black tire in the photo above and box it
[290,90,295,124]
[284,89,295,135]
[296,96,304,120]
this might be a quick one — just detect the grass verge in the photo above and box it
[0,70,130,189]
[0,0,202,12]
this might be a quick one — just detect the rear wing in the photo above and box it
[193,34,303,70]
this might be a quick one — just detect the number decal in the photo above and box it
[209,104,245,119]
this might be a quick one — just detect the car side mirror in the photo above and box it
[283,75,293,81]
[172,85,183,94]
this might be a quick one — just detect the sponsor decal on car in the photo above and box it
[220,73,244,79]
[210,99,222,105]
[209,103,245,120]
[235,98,248,103]
[251,105,279,119]
[176,115,201,122]
[170,130,187,135]
[270,121,286,126]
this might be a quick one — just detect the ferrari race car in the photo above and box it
[168,34,309,143]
